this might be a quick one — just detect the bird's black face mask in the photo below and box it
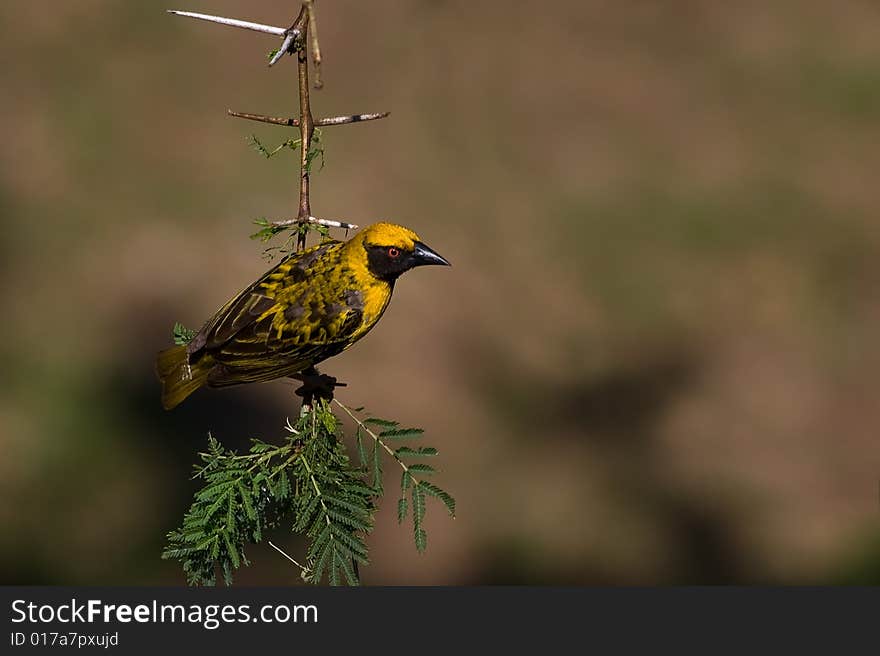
[365,241,450,282]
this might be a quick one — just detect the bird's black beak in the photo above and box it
[412,241,451,267]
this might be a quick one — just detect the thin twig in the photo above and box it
[334,400,423,487]
[228,109,390,127]
[268,540,309,574]
[291,8,313,250]
[303,1,323,89]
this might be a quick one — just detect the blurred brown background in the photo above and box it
[2,0,879,585]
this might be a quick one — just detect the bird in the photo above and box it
[156,222,450,409]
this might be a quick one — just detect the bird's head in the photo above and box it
[352,222,450,282]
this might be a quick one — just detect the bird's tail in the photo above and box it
[156,345,211,410]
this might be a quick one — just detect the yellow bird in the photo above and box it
[157,222,450,409]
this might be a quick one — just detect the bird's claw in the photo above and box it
[292,368,346,406]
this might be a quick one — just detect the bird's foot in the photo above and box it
[291,367,346,408]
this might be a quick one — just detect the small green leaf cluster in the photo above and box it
[249,218,332,261]
[172,322,197,346]
[249,217,286,243]
[304,129,324,172]
[250,217,330,244]
[249,131,324,172]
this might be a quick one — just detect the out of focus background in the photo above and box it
[2,0,879,585]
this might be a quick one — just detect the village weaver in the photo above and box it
[157,222,450,409]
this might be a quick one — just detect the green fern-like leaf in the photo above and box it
[371,439,383,495]
[397,497,408,523]
[165,400,454,585]
[394,446,438,457]
[407,463,436,475]
[412,483,427,553]
[418,481,456,518]
[364,417,398,428]
[379,427,425,440]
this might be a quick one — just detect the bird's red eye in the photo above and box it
[387,247,400,258]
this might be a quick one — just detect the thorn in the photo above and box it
[268,31,296,67]
[167,10,287,36]
[228,110,390,128]
[268,216,359,230]
[308,217,358,230]
[316,112,390,126]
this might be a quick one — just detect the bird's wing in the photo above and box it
[206,307,364,386]
[189,240,364,369]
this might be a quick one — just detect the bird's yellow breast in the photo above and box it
[351,279,393,340]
